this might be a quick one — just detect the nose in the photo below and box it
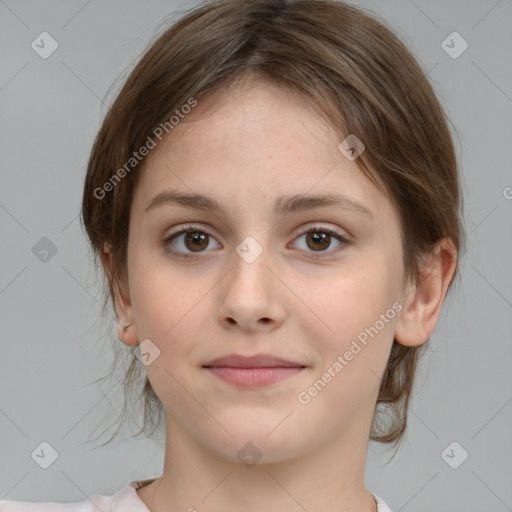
[216,244,287,333]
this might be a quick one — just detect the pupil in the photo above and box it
[182,231,331,253]
[186,232,207,252]
[308,232,329,251]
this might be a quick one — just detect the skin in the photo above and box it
[101,76,457,512]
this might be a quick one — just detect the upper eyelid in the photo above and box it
[164,223,348,240]
[164,224,349,251]
[163,225,350,263]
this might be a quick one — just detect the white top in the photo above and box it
[0,479,393,511]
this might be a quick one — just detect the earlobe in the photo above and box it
[116,319,139,347]
[100,243,139,347]
[394,238,458,347]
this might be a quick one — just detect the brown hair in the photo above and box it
[81,0,465,452]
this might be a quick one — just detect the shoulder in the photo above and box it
[0,479,156,512]
[372,492,394,512]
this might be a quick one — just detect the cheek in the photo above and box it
[314,265,398,337]
[306,257,401,382]
[295,275,398,425]
[128,251,219,375]
[132,275,201,347]
[129,243,198,334]
[129,272,204,410]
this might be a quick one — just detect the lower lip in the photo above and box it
[205,366,304,387]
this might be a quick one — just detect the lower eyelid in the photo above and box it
[164,229,220,253]
[164,226,348,258]
[291,231,347,254]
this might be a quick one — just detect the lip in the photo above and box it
[203,354,306,388]
[204,354,304,368]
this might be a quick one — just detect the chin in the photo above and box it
[202,422,310,466]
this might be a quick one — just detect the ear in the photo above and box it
[99,243,139,347]
[394,238,458,347]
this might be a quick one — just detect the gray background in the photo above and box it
[1,0,511,511]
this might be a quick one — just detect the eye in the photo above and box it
[163,224,221,259]
[291,226,349,259]
[163,224,349,260]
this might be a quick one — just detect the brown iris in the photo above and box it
[305,231,331,252]
[184,231,209,252]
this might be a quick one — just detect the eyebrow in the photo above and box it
[144,190,374,219]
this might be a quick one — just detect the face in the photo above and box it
[123,79,408,464]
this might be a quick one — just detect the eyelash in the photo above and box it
[162,224,350,261]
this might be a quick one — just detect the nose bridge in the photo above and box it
[216,232,286,330]
[230,233,272,297]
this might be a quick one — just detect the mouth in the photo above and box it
[202,354,307,388]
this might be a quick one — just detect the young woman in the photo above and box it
[1,0,464,510]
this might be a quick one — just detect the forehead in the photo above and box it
[166,79,340,159]
[131,79,390,220]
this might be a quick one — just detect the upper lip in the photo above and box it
[203,354,305,368]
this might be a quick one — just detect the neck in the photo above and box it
[137,411,378,512]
